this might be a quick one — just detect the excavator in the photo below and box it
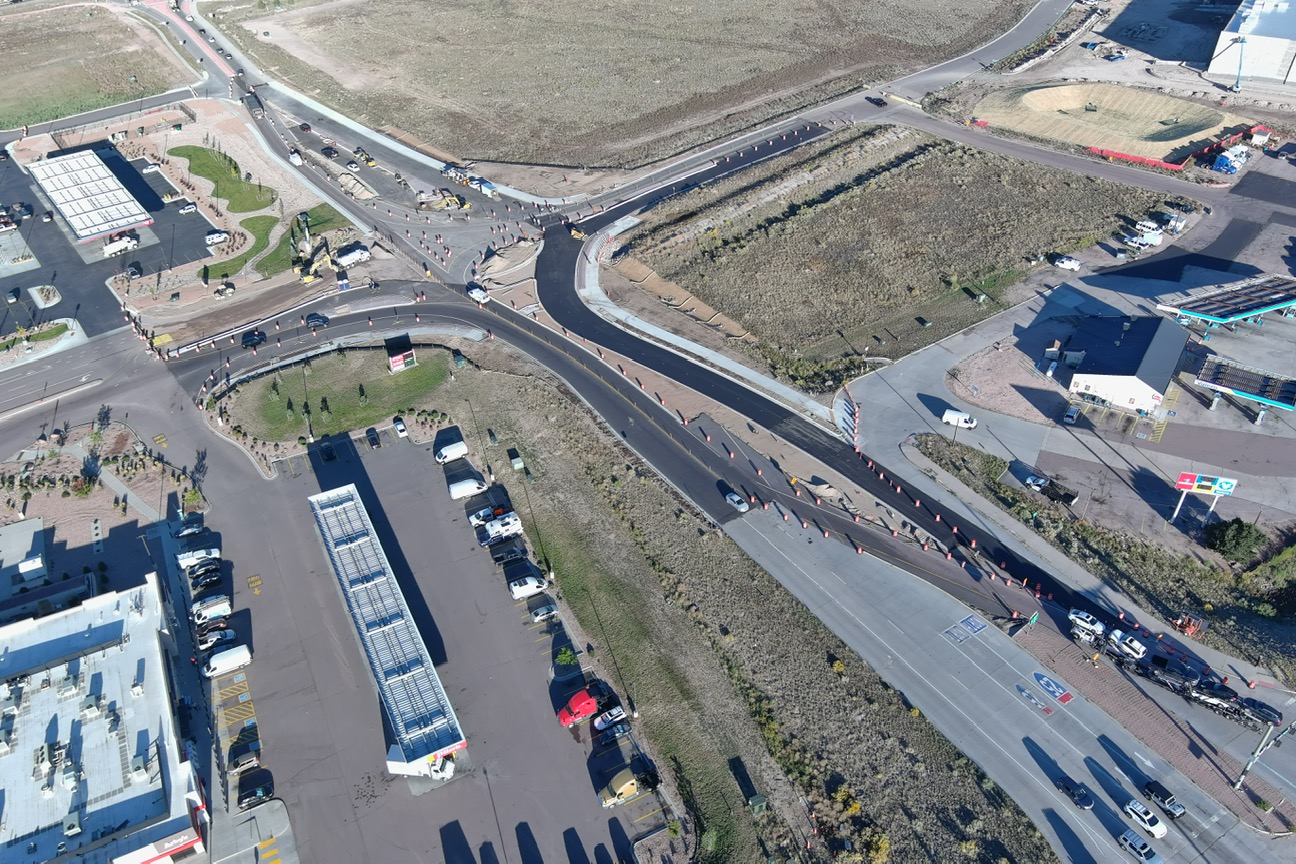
[290,211,336,285]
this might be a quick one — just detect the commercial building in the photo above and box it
[26,150,153,243]
[1208,0,1296,85]
[309,485,466,779]
[1063,316,1190,414]
[0,518,91,625]
[0,572,204,864]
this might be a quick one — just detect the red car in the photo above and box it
[558,689,599,728]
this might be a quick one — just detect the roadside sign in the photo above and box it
[1034,672,1073,704]
[1175,472,1237,496]
[1028,611,1039,626]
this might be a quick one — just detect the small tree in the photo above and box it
[555,646,578,666]
[1204,517,1266,563]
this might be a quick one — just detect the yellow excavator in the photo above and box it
[291,211,334,285]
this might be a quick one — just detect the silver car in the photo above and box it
[724,492,749,513]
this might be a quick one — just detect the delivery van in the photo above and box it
[191,595,233,626]
[941,409,977,429]
[448,477,488,501]
[202,644,251,678]
[435,439,469,464]
[177,547,221,569]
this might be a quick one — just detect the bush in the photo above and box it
[1204,518,1266,563]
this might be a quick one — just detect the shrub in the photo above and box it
[1204,518,1266,563]
[555,646,579,666]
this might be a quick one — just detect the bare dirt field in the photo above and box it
[614,125,1165,389]
[974,82,1252,160]
[222,0,1032,166]
[221,341,1056,862]
[0,4,193,129]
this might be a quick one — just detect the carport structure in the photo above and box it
[1196,358,1296,417]
[1156,274,1296,328]
[26,149,152,242]
[309,484,466,778]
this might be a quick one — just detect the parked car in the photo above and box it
[866,96,888,107]
[178,203,197,215]
[393,417,407,438]
[530,603,559,624]
[1117,828,1161,862]
[197,619,229,639]
[1053,255,1081,272]
[509,575,546,601]
[305,312,329,328]
[598,723,632,746]
[593,705,627,731]
[470,506,510,527]
[238,782,274,811]
[141,164,160,174]
[185,558,221,578]
[366,428,381,449]
[191,571,222,591]
[1054,774,1094,809]
[41,212,52,223]
[198,628,236,651]
[1025,475,1049,492]
[724,492,749,513]
[228,748,260,775]
[1123,800,1168,839]
[1063,405,1081,425]
[174,521,206,539]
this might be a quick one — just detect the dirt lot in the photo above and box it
[220,0,1032,166]
[614,125,1165,388]
[221,341,1056,863]
[0,3,193,129]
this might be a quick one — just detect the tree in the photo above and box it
[1204,517,1265,563]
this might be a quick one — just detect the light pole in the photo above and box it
[1232,37,1247,93]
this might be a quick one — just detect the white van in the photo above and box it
[191,595,232,626]
[202,644,251,678]
[435,440,468,464]
[941,409,977,429]
[177,547,221,569]
[448,477,488,500]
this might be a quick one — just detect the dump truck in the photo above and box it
[335,244,371,268]
[103,232,139,257]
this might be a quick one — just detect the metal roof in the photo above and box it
[1196,358,1296,410]
[26,150,153,242]
[308,485,465,764]
[1068,316,1189,390]
[1156,274,1296,324]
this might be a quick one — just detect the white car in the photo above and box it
[1117,829,1161,862]
[593,705,627,731]
[142,164,160,174]
[470,506,508,527]
[1067,609,1105,637]
[1053,255,1081,272]
[178,203,197,215]
[467,286,490,304]
[393,417,407,438]
[724,492,749,513]
[1123,800,1168,839]
[198,629,236,651]
[530,603,559,624]
[346,160,361,171]
[508,575,546,601]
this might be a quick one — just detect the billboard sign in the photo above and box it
[1175,473,1236,496]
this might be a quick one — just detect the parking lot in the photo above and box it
[0,144,217,340]
[206,430,652,863]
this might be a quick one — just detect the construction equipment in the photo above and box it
[291,211,334,284]
[569,224,586,240]
[1173,613,1207,638]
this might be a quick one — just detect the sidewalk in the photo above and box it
[62,441,165,524]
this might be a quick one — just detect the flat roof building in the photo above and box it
[0,572,204,864]
[1209,0,1296,84]
[26,151,153,243]
[0,518,91,625]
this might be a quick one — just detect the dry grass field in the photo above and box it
[225,0,1031,165]
[0,5,192,129]
[974,83,1252,160]
[225,345,1057,862]
[615,126,1164,389]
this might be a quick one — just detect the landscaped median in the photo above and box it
[168,146,278,213]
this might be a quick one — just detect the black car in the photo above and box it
[366,428,381,449]
[1241,697,1283,726]
[320,147,338,159]
[299,123,312,133]
[490,537,527,565]
[174,522,206,539]
[241,329,266,348]
[866,96,888,107]
[187,559,221,579]
[305,312,330,328]
[238,781,274,810]
[1054,775,1094,810]
[191,571,222,591]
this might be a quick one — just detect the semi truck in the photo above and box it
[103,232,139,257]
[334,244,371,268]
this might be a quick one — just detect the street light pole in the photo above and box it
[1232,37,1247,93]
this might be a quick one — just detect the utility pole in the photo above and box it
[1234,720,1294,790]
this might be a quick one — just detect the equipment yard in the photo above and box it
[614,126,1167,386]
[0,4,192,129]
[228,0,1033,165]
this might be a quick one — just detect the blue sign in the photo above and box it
[960,614,987,635]
[1034,672,1074,704]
